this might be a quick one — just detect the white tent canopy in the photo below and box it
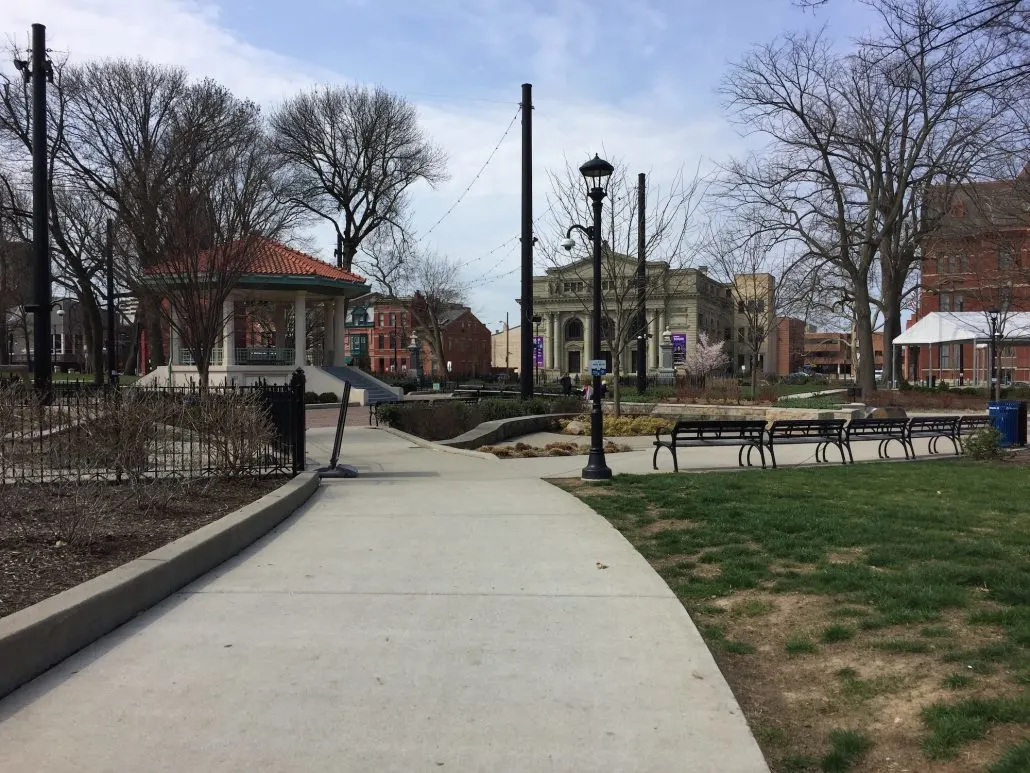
[894,312,1030,345]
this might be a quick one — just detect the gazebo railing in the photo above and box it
[234,347,296,366]
[177,347,224,366]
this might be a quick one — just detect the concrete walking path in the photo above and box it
[0,426,770,772]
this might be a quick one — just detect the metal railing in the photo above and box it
[234,347,295,366]
[0,370,306,484]
[176,347,224,366]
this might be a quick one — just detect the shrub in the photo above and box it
[304,391,321,404]
[318,391,338,403]
[964,427,1002,460]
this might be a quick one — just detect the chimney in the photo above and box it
[697,265,708,274]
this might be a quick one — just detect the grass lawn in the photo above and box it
[557,461,1030,773]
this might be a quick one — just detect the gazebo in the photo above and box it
[138,238,371,387]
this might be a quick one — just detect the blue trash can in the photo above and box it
[988,401,1021,447]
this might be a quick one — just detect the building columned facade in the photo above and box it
[530,251,738,379]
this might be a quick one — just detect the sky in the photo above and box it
[6,0,880,332]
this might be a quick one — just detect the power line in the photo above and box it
[421,106,521,240]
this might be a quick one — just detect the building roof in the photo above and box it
[242,238,365,283]
[144,237,368,296]
[895,311,1030,345]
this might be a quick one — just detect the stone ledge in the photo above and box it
[0,472,319,701]
[441,413,581,449]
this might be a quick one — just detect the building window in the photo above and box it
[737,327,745,342]
[954,293,964,311]
[936,256,945,274]
[940,293,951,312]
[998,245,1014,270]
[564,317,584,341]
[378,313,385,326]
[389,332,397,349]
[51,333,63,354]
[562,281,585,294]
[389,313,395,326]
[378,334,385,349]
[940,345,950,369]
[961,255,969,273]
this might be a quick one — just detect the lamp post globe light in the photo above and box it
[562,154,615,481]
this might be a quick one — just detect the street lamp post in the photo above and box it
[561,154,614,481]
[987,308,1000,401]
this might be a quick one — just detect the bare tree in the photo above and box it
[354,220,415,297]
[704,223,791,394]
[403,251,467,375]
[541,159,705,414]
[720,0,1025,395]
[269,85,447,271]
[127,114,301,387]
[0,226,31,366]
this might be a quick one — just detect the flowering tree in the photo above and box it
[683,331,730,385]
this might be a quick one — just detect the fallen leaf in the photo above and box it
[596,562,609,569]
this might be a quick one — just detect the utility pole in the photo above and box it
[333,233,344,268]
[520,83,534,399]
[106,218,117,386]
[636,172,647,394]
[505,311,510,372]
[21,24,53,394]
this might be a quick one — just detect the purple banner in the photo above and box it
[534,336,544,367]
[671,333,687,365]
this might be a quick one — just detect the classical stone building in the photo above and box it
[531,250,737,379]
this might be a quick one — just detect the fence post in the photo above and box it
[290,367,306,475]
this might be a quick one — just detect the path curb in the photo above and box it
[0,472,319,701]
[378,426,500,462]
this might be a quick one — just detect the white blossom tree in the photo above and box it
[683,331,730,386]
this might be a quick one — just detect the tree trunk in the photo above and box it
[750,352,759,399]
[0,319,8,365]
[78,291,105,385]
[853,283,877,398]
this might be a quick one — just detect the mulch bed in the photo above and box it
[0,478,282,618]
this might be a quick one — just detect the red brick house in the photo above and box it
[345,293,492,378]
[906,175,1030,383]
[774,317,807,375]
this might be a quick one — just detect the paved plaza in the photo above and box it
[0,423,778,773]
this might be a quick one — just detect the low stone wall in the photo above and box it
[608,402,865,422]
[0,473,319,700]
[441,413,579,450]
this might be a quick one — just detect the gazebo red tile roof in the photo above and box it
[244,238,365,283]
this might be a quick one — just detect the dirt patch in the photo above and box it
[690,591,1026,772]
[0,478,281,618]
[638,518,696,535]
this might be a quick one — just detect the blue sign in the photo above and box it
[589,359,607,377]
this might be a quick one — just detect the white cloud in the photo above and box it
[4,0,747,327]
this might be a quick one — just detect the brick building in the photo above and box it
[804,331,884,377]
[906,175,1030,383]
[775,317,807,375]
[345,293,492,378]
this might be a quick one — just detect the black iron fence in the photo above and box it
[0,370,306,484]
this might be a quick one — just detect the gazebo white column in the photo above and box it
[294,292,306,367]
[168,307,177,366]
[333,297,347,366]
[544,313,554,369]
[221,294,234,367]
[324,300,335,365]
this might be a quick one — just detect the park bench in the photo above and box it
[843,417,911,461]
[766,419,849,469]
[904,416,961,457]
[653,419,769,472]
